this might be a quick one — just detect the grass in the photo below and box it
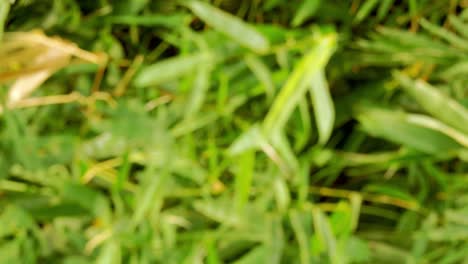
[0,0,467,263]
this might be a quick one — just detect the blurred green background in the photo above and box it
[0,0,467,263]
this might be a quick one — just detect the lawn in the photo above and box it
[1,0,468,263]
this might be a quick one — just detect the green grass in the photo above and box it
[0,0,467,263]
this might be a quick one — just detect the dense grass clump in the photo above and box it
[0,0,467,263]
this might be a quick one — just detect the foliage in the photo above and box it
[0,0,467,263]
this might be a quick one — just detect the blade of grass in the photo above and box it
[289,210,311,264]
[270,131,299,174]
[408,0,418,18]
[406,114,468,148]
[448,15,468,39]
[311,206,342,264]
[354,0,379,23]
[274,175,290,212]
[356,106,462,154]
[132,164,170,226]
[377,0,395,21]
[309,70,335,145]
[234,150,255,212]
[106,14,188,27]
[419,18,468,50]
[184,65,212,118]
[291,0,321,27]
[263,34,336,136]
[394,72,468,135]
[0,0,9,40]
[183,0,270,53]
[62,182,112,224]
[228,125,290,174]
[244,54,275,101]
[294,99,312,150]
[96,240,121,264]
[233,245,269,264]
[133,53,212,88]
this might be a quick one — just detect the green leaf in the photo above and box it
[0,205,35,238]
[183,0,270,53]
[364,184,414,201]
[369,242,411,263]
[419,18,468,51]
[292,0,321,27]
[356,106,462,154]
[448,14,468,39]
[438,61,468,80]
[354,0,379,23]
[395,72,468,135]
[309,70,335,145]
[115,152,130,192]
[265,216,284,263]
[233,245,269,264]
[62,183,112,222]
[133,53,212,87]
[0,239,21,264]
[193,198,241,226]
[427,227,468,242]
[228,125,264,155]
[171,112,218,137]
[274,176,290,212]
[132,166,169,225]
[329,202,353,236]
[106,14,188,27]
[244,54,275,100]
[377,0,395,20]
[289,210,312,264]
[234,150,255,212]
[111,0,149,15]
[263,34,336,136]
[0,0,10,40]
[184,65,212,118]
[345,237,371,263]
[312,206,343,264]
[405,114,468,148]
[270,131,299,174]
[349,193,362,232]
[96,240,121,264]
